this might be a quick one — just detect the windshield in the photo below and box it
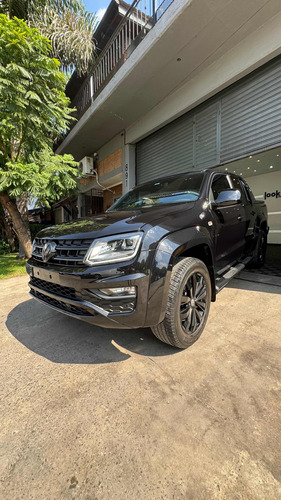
[108,172,204,212]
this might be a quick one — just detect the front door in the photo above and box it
[210,173,246,271]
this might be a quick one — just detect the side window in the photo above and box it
[240,180,252,204]
[210,174,231,202]
[230,176,248,205]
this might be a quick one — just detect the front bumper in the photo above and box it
[26,259,150,329]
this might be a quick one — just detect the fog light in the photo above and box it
[99,287,136,297]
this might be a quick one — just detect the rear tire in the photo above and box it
[151,257,211,349]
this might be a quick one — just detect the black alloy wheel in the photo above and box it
[180,272,207,335]
[151,257,211,349]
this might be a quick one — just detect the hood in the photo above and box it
[37,202,196,240]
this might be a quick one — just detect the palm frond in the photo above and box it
[29,0,98,75]
[0,0,28,19]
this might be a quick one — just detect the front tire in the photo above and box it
[151,257,211,349]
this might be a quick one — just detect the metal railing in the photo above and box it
[71,0,174,121]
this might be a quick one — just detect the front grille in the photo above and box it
[30,289,93,316]
[32,237,92,266]
[30,276,76,300]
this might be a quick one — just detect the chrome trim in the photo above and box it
[30,292,93,320]
[87,289,137,300]
[28,282,115,320]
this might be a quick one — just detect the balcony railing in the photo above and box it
[71,0,174,122]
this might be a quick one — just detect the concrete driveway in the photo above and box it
[1,274,281,499]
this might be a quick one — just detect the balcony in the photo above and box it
[70,0,174,123]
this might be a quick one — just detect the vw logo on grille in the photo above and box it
[42,242,57,262]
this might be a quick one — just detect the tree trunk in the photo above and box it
[0,210,16,252]
[17,193,31,258]
[0,191,32,258]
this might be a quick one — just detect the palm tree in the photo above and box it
[0,0,98,75]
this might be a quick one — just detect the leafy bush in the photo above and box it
[0,240,10,255]
[29,223,51,241]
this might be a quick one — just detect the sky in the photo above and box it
[84,0,111,24]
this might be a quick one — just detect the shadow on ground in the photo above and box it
[6,298,180,364]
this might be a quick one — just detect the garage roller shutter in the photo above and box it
[194,102,220,169]
[136,114,193,185]
[221,59,281,162]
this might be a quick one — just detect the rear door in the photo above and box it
[210,173,246,271]
[232,176,257,254]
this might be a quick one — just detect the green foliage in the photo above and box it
[0,15,80,205]
[0,1,97,75]
[0,150,79,206]
[29,223,50,240]
[0,240,10,255]
[0,15,74,155]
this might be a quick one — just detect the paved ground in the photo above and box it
[1,273,281,500]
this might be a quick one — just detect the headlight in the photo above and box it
[83,233,142,266]
[31,239,36,254]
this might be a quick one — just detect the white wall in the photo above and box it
[245,170,281,244]
[96,133,123,163]
[127,7,281,144]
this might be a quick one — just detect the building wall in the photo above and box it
[54,207,63,225]
[78,134,123,215]
[126,8,281,146]
[96,148,122,178]
[245,170,281,244]
[103,184,123,211]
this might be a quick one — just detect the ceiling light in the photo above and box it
[276,154,280,157]
[254,169,257,172]
[270,165,273,169]
[240,172,242,175]
[249,156,252,158]
[257,160,260,162]
[233,170,236,173]
[247,167,250,170]
[225,168,228,171]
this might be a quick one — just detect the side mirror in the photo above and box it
[213,189,241,207]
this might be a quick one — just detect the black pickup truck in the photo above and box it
[26,170,268,348]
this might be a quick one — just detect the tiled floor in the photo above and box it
[246,258,281,278]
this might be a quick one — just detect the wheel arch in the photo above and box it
[145,227,216,327]
[175,244,216,301]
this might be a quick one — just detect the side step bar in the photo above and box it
[215,256,252,293]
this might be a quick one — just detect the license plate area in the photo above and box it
[32,266,61,285]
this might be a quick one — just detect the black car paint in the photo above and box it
[26,170,268,329]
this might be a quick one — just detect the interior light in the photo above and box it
[254,169,257,172]
[225,168,228,171]
[270,165,273,169]
[240,173,242,175]
[257,160,260,162]
[277,154,280,157]
[249,155,252,158]
[247,167,250,170]
[233,170,236,173]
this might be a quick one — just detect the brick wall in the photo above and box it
[97,149,122,177]
[104,184,122,211]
